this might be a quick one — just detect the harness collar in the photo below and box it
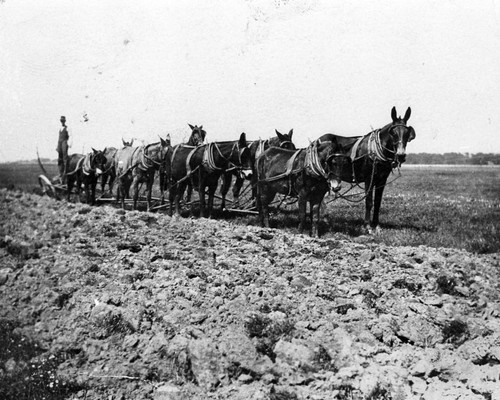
[202,142,247,173]
[83,153,95,175]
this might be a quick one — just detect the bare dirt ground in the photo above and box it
[1,188,499,399]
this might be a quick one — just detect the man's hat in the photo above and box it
[60,116,66,120]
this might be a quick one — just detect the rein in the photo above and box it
[326,166,402,204]
[66,157,84,177]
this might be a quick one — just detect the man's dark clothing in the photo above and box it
[57,125,69,181]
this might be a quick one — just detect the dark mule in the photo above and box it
[66,149,107,205]
[220,129,296,210]
[179,124,207,206]
[101,147,117,194]
[114,136,171,211]
[317,106,416,233]
[169,132,251,218]
[167,125,207,216]
[256,141,350,237]
[197,133,252,218]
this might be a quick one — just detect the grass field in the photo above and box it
[322,165,500,253]
[1,163,499,254]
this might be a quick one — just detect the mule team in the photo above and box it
[63,107,415,236]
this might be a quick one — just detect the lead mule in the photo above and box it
[316,106,416,233]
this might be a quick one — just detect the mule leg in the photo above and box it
[76,174,83,203]
[132,177,140,210]
[312,201,321,238]
[260,187,275,228]
[159,172,166,206]
[109,171,115,196]
[169,181,177,216]
[255,182,264,226]
[372,180,387,231]
[233,176,244,209]
[90,178,97,205]
[146,174,153,212]
[66,176,74,202]
[175,181,187,217]
[93,180,98,205]
[101,174,108,194]
[298,196,307,234]
[115,179,121,207]
[185,182,192,204]
[84,180,90,204]
[207,176,219,218]
[118,179,127,210]
[309,201,314,233]
[197,171,206,218]
[261,194,271,228]
[220,172,231,211]
[364,186,373,233]
[250,172,258,208]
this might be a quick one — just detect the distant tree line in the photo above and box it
[406,153,500,165]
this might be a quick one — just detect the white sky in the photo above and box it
[1,0,500,161]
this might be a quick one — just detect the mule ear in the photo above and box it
[275,129,284,140]
[288,129,293,138]
[122,138,126,146]
[199,125,203,130]
[403,107,411,123]
[130,138,134,146]
[391,106,397,122]
[239,132,247,147]
[92,147,98,153]
[165,133,171,144]
[407,126,416,142]
[160,137,167,147]
[188,123,195,130]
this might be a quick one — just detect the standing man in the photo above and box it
[57,115,70,183]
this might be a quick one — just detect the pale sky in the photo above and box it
[1,0,500,162]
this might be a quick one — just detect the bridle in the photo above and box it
[188,127,206,146]
[83,152,106,176]
[368,123,408,165]
[278,140,294,149]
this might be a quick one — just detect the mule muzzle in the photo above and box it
[329,178,342,193]
[95,168,103,176]
[393,152,406,168]
[239,169,253,180]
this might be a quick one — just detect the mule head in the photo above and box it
[160,134,171,148]
[323,142,350,193]
[389,106,416,165]
[188,124,206,146]
[122,138,134,147]
[236,132,253,173]
[273,129,296,150]
[91,148,107,175]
